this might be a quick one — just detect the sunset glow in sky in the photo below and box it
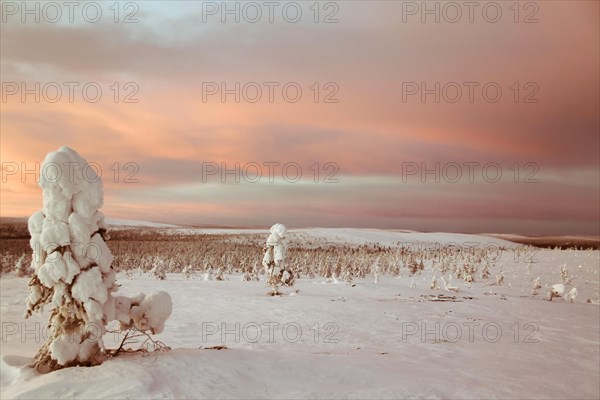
[1,1,599,234]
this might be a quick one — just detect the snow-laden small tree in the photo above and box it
[532,276,542,296]
[262,223,291,295]
[566,287,578,302]
[430,274,440,290]
[496,267,505,286]
[14,254,31,277]
[342,264,354,285]
[250,260,261,281]
[441,275,459,292]
[560,264,572,285]
[183,265,194,280]
[480,262,490,279]
[372,256,380,284]
[526,261,533,276]
[25,147,173,372]
[151,261,167,280]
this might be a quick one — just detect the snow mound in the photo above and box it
[0,356,29,387]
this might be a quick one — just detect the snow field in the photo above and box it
[2,245,598,399]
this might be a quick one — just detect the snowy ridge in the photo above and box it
[105,218,180,228]
[72,219,578,248]
[159,226,516,247]
[292,228,515,247]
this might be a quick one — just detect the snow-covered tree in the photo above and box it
[24,147,173,372]
[567,287,578,303]
[342,264,354,285]
[495,267,505,286]
[14,254,31,277]
[250,260,261,281]
[329,271,339,284]
[151,260,167,280]
[560,264,572,285]
[441,275,459,292]
[532,276,542,296]
[526,261,533,276]
[372,256,380,283]
[480,263,490,279]
[262,223,291,294]
[430,274,440,290]
[183,265,194,280]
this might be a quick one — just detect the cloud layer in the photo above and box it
[1,1,598,234]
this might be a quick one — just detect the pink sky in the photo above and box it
[1,1,598,234]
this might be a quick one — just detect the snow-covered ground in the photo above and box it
[1,230,598,399]
[157,226,516,247]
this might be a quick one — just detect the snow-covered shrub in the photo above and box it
[241,271,251,281]
[281,269,295,286]
[454,263,462,280]
[408,259,424,275]
[115,291,172,334]
[463,271,474,284]
[548,283,565,301]
[24,147,173,372]
[438,261,449,274]
[0,253,11,274]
